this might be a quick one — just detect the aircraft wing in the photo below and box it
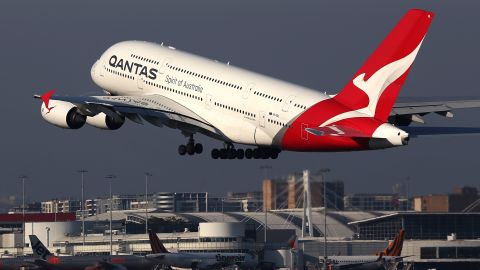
[34,92,220,136]
[389,255,413,262]
[402,126,480,137]
[391,99,480,125]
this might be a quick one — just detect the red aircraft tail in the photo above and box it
[287,235,298,250]
[376,229,405,256]
[39,89,56,113]
[333,9,434,122]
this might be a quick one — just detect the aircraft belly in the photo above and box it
[254,127,273,146]
[218,115,256,144]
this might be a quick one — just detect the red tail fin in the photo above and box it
[40,89,56,112]
[377,229,405,256]
[148,230,169,254]
[333,9,434,122]
[287,235,297,250]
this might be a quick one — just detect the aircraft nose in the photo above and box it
[401,133,410,145]
[91,60,98,78]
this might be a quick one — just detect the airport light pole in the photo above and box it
[106,174,116,255]
[144,172,152,235]
[78,169,88,248]
[18,175,27,249]
[319,168,330,270]
[259,165,272,245]
[264,206,268,244]
[405,176,411,211]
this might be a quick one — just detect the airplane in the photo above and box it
[35,9,480,159]
[315,230,407,270]
[146,230,257,270]
[28,235,160,270]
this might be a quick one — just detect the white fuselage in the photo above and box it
[322,256,400,270]
[90,41,329,147]
[147,252,257,269]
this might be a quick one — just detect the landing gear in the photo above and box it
[178,134,280,159]
[178,134,203,156]
[245,148,253,159]
[211,144,280,160]
[178,144,187,155]
[211,142,236,159]
[236,149,245,159]
[211,148,220,159]
[247,147,279,159]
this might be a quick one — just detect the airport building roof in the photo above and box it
[85,209,389,238]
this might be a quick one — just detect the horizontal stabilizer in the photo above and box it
[305,125,369,138]
[404,126,480,137]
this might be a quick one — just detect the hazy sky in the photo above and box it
[1,1,479,203]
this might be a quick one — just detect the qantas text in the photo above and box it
[109,55,158,80]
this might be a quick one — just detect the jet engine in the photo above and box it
[41,100,86,129]
[86,112,125,130]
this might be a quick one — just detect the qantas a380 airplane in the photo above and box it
[35,9,480,159]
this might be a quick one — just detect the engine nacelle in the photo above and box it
[41,100,86,129]
[86,112,125,130]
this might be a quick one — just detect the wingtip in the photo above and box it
[34,89,56,100]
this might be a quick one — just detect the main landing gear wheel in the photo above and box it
[178,145,187,156]
[178,134,203,156]
[246,147,279,159]
[211,149,220,159]
[211,145,280,160]
[245,148,253,159]
[236,149,245,159]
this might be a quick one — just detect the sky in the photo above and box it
[0,1,479,204]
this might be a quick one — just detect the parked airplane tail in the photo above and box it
[29,235,53,260]
[333,9,434,122]
[148,229,170,254]
[287,235,298,250]
[376,229,405,256]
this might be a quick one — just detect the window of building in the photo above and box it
[439,247,457,259]
[457,247,480,259]
[420,247,437,259]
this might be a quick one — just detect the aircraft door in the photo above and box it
[158,57,172,74]
[136,76,145,90]
[282,95,296,112]
[301,123,309,140]
[205,94,213,109]
[259,111,266,128]
[243,83,255,99]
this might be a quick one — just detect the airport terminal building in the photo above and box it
[0,210,479,269]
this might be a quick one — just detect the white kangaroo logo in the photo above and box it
[320,38,424,127]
